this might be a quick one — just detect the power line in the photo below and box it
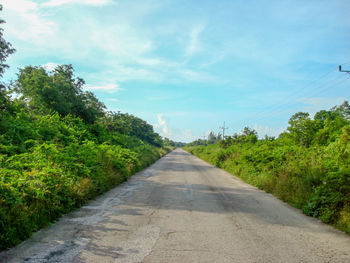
[253,74,350,122]
[252,66,339,121]
[251,63,350,122]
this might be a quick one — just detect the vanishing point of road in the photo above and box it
[2,148,350,263]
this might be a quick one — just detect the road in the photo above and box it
[1,148,350,263]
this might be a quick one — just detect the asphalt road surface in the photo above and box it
[1,148,350,263]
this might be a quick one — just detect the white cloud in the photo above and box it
[84,83,122,93]
[2,0,38,12]
[136,58,162,67]
[186,24,205,57]
[200,50,228,68]
[154,113,201,142]
[89,24,153,59]
[105,65,163,83]
[41,0,117,7]
[2,0,55,42]
[177,69,216,83]
[170,129,199,143]
[106,98,119,102]
[253,124,285,138]
[182,129,198,142]
[298,97,347,116]
[156,114,172,137]
[2,1,216,86]
[43,62,58,71]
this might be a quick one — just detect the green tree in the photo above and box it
[314,105,349,145]
[287,112,318,147]
[102,111,162,146]
[0,4,15,116]
[15,65,105,123]
[0,5,15,79]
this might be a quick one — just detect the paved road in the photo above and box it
[2,148,350,263]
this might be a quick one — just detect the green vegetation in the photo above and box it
[186,131,222,146]
[184,103,350,234]
[0,9,171,249]
[0,67,170,249]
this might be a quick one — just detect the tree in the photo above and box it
[241,127,258,143]
[314,103,349,145]
[15,65,106,123]
[101,111,163,147]
[287,112,317,147]
[0,5,16,116]
[332,101,350,119]
[0,5,15,79]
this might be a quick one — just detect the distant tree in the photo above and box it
[287,112,318,147]
[208,131,216,140]
[332,101,350,118]
[313,102,349,145]
[15,65,106,123]
[314,110,334,123]
[163,137,186,147]
[241,127,258,143]
[102,111,163,147]
[263,135,275,141]
[242,127,256,136]
[207,131,221,144]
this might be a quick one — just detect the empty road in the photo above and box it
[2,148,350,262]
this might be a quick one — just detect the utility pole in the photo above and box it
[219,122,228,140]
[339,65,350,75]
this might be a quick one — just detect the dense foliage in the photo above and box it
[184,103,350,234]
[0,19,170,248]
[0,69,170,249]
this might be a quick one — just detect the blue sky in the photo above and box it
[2,0,350,142]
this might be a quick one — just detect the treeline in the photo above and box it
[163,138,186,148]
[184,102,350,234]
[186,131,222,146]
[0,10,172,249]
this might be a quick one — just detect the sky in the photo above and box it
[1,0,350,142]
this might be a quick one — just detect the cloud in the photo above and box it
[177,69,212,83]
[2,0,38,12]
[106,98,119,102]
[170,129,199,143]
[2,1,217,86]
[89,24,154,59]
[253,124,285,138]
[84,83,122,93]
[200,50,228,68]
[153,113,202,142]
[298,97,347,115]
[182,129,198,142]
[41,0,117,7]
[185,24,205,57]
[156,114,172,137]
[2,0,56,41]
[43,62,58,71]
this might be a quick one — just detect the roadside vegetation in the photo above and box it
[0,8,173,249]
[184,103,350,234]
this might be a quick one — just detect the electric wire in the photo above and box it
[251,64,350,122]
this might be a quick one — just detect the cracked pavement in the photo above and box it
[1,148,350,262]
